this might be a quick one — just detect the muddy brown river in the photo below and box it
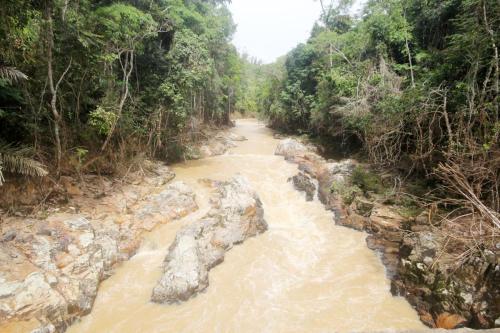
[67,119,425,333]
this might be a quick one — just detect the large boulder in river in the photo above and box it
[275,137,357,219]
[275,138,311,159]
[197,131,247,158]
[288,172,316,201]
[151,176,267,304]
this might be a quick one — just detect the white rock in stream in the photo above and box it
[275,138,309,159]
[196,131,247,158]
[151,176,267,304]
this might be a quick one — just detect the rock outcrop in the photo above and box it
[196,131,247,158]
[151,176,267,304]
[275,138,356,218]
[0,172,198,332]
[342,194,500,329]
[394,220,500,329]
[288,172,316,201]
[275,138,312,158]
[275,137,500,329]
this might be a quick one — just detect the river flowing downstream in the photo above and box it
[67,119,425,333]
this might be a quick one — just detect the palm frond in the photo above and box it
[0,66,28,83]
[0,143,48,185]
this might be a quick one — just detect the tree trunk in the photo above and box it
[45,2,71,174]
[483,2,499,122]
[405,35,415,88]
[101,50,134,152]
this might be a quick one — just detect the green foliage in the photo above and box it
[89,106,118,136]
[254,0,499,215]
[75,147,88,162]
[0,66,28,84]
[0,143,48,185]
[0,0,244,174]
[350,166,385,194]
[94,4,156,49]
[330,180,362,205]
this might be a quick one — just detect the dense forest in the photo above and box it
[248,0,499,230]
[0,0,244,181]
[0,0,498,233]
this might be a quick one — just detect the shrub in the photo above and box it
[350,166,384,194]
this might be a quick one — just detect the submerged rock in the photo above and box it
[31,324,56,333]
[288,172,316,201]
[223,132,247,142]
[151,176,267,304]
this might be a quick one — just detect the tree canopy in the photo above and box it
[253,0,499,218]
[0,0,245,178]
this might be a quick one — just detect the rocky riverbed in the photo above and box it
[0,175,198,333]
[0,130,246,333]
[1,123,498,332]
[275,138,500,329]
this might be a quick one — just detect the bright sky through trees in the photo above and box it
[229,0,365,63]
